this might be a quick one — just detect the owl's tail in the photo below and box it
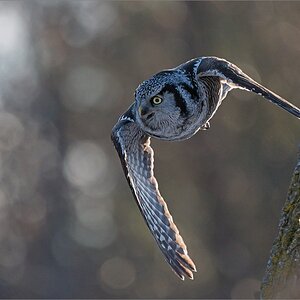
[231,73,300,119]
[197,57,300,119]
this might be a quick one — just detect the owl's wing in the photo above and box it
[111,105,196,280]
[191,56,300,118]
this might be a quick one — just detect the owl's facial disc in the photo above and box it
[136,90,183,139]
[134,70,198,140]
[138,95,163,120]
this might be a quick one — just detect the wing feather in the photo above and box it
[111,106,196,280]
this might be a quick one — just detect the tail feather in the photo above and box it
[234,74,300,119]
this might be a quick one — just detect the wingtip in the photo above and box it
[177,252,197,274]
[175,259,196,280]
[190,260,197,272]
[169,259,197,281]
[178,273,185,281]
[183,265,195,280]
[190,262,197,273]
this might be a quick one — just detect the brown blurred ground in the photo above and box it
[0,1,299,298]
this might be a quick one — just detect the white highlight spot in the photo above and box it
[0,9,26,55]
[99,257,136,289]
[63,141,108,187]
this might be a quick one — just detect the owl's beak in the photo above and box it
[138,105,154,120]
[138,105,143,117]
[138,105,149,117]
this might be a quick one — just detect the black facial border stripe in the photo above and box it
[161,84,188,117]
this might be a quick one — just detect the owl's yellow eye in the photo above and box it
[151,96,163,105]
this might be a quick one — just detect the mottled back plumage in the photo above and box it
[111,56,300,280]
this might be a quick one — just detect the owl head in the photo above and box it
[134,70,199,140]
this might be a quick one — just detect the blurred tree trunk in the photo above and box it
[261,151,300,298]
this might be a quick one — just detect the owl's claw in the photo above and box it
[200,122,210,130]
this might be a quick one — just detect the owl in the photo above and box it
[111,56,300,280]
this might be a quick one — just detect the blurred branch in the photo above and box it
[261,149,300,298]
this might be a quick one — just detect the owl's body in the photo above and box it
[111,56,300,280]
[135,59,222,141]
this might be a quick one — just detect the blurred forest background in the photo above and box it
[0,1,299,298]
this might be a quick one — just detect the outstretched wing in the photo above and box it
[183,56,300,118]
[111,105,196,280]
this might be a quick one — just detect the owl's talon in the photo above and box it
[201,122,210,130]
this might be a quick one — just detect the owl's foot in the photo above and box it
[200,122,210,130]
